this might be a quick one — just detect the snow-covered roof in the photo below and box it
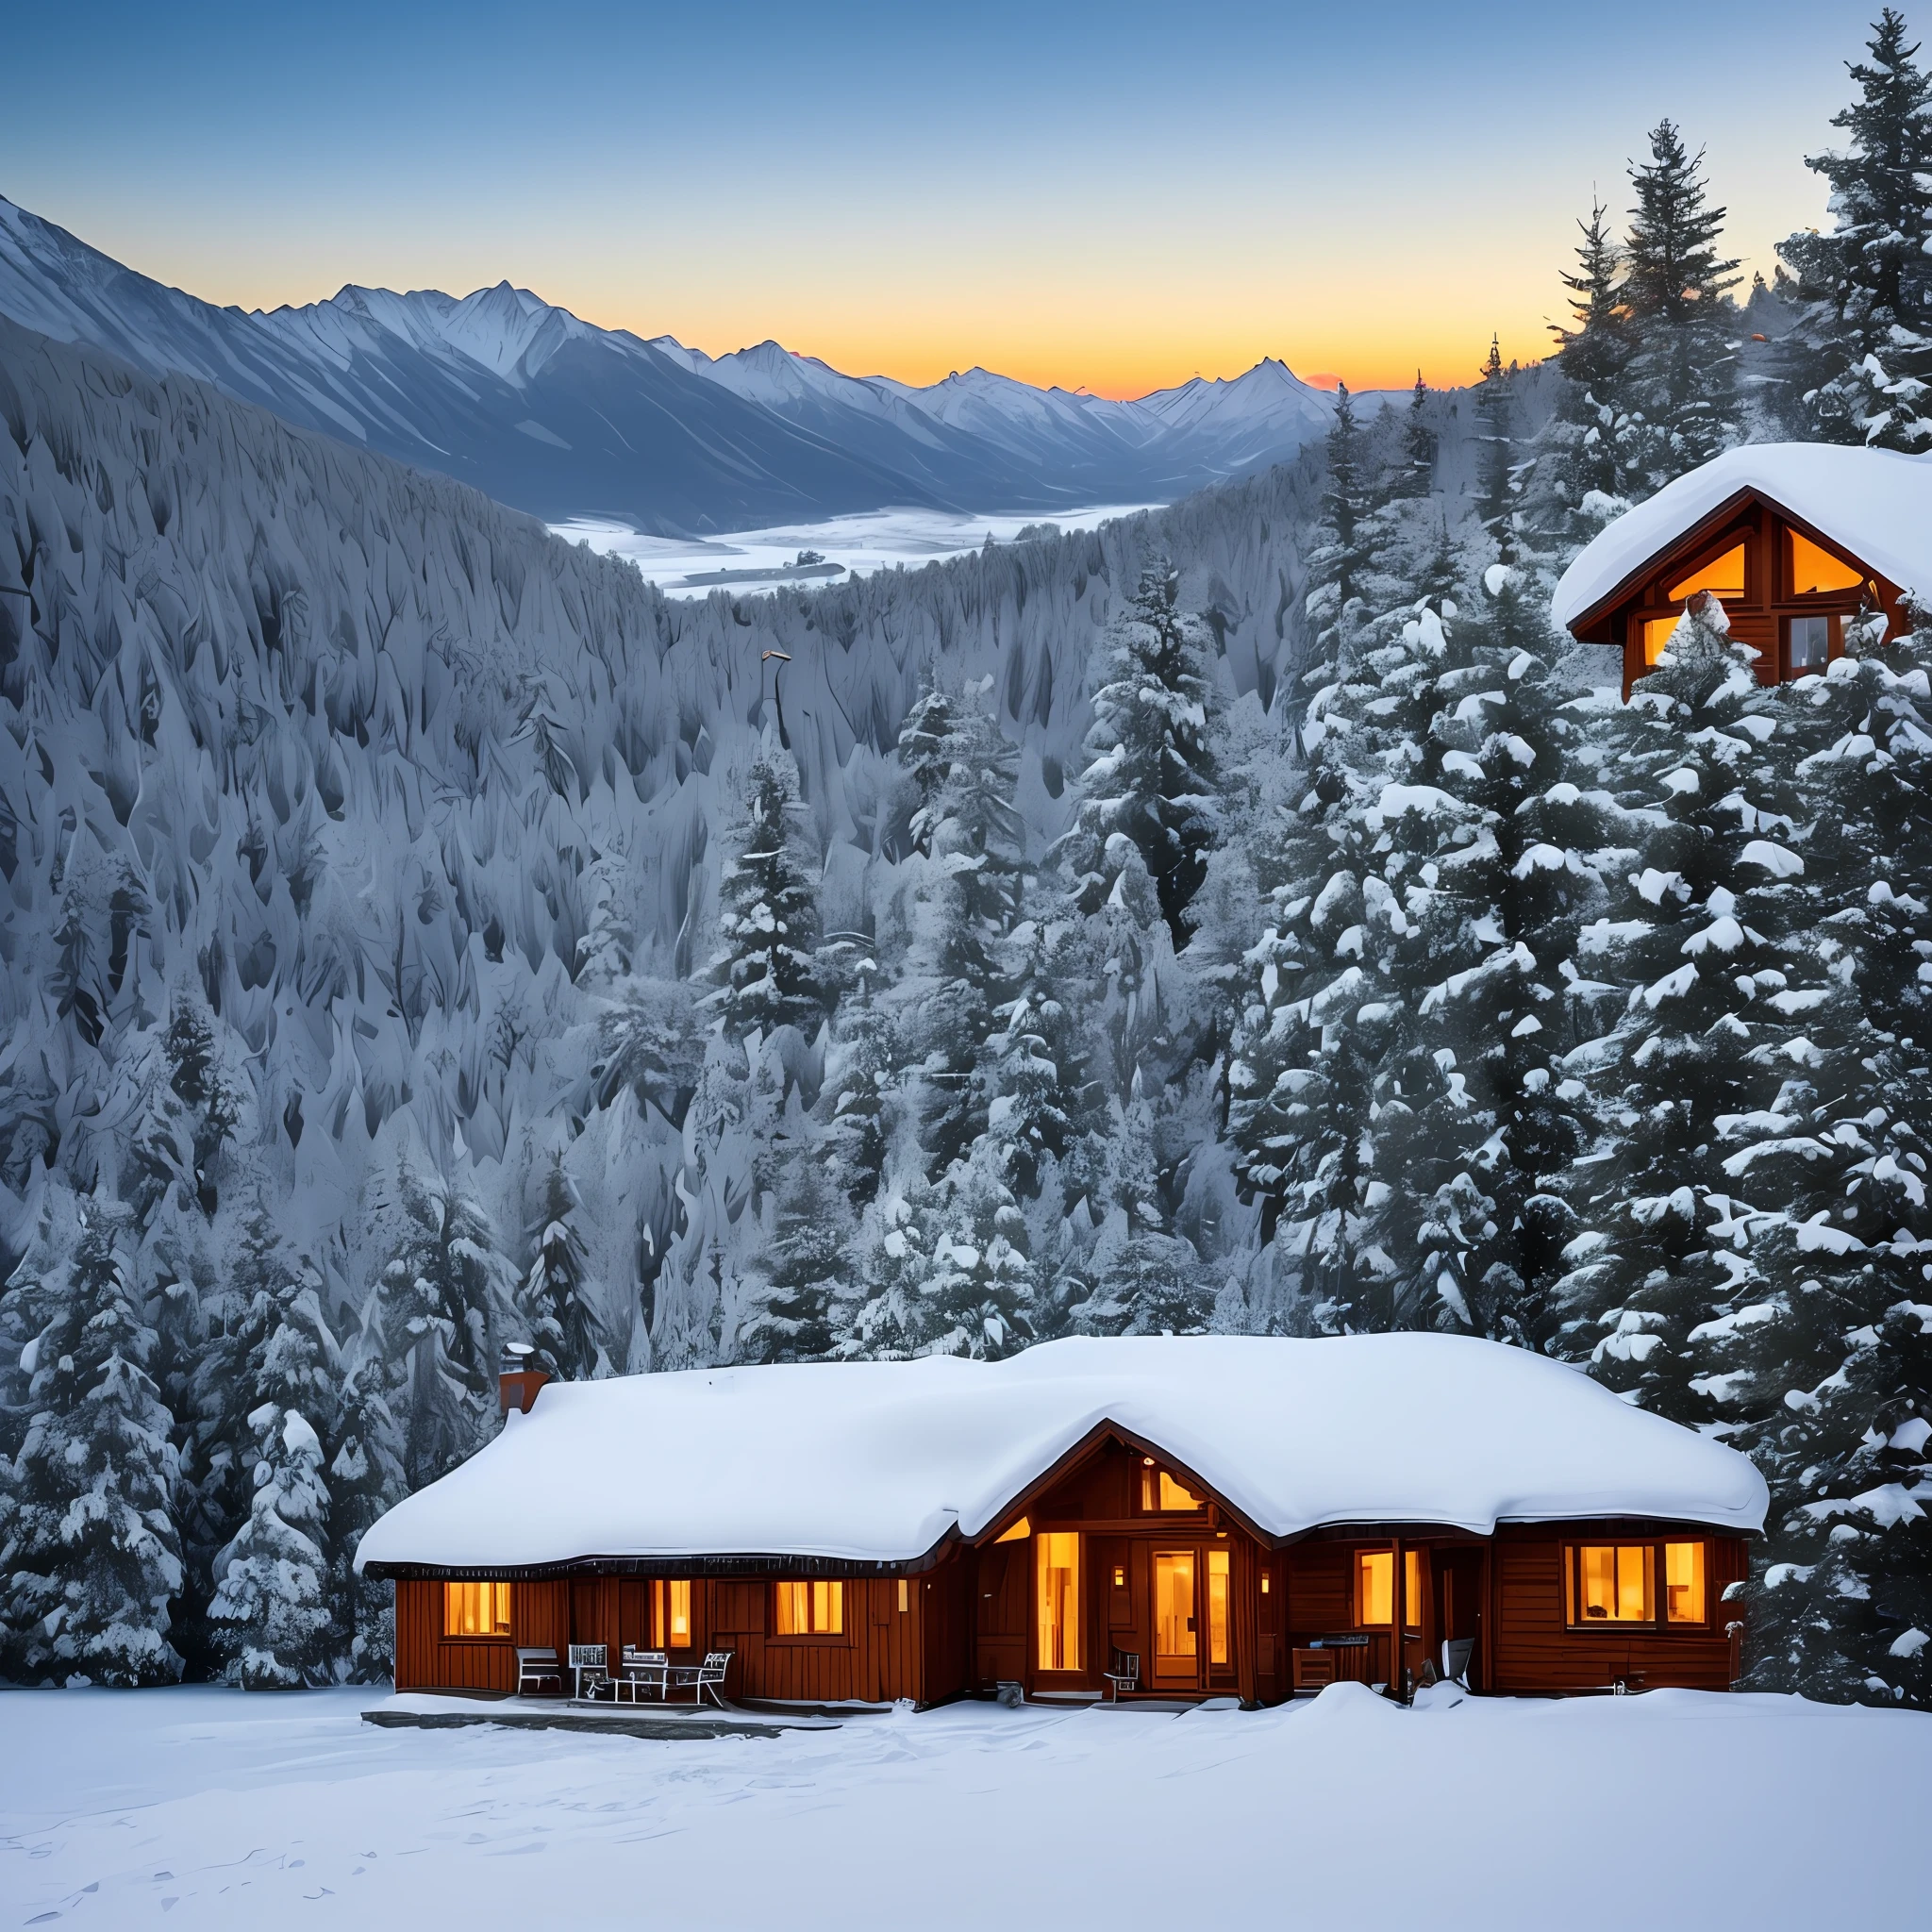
[1552,442,1932,633]
[355,1336,1767,1573]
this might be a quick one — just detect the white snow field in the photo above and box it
[552,502,1156,595]
[1,1685,1924,1930]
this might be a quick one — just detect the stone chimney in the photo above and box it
[498,1342,550,1418]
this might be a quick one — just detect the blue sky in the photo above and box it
[0,0,1896,391]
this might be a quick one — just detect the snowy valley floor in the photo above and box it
[1,1683,1925,1929]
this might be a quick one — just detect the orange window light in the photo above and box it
[1666,542,1746,604]
[1789,529,1863,596]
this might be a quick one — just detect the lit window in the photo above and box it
[444,1580,511,1638]
[1356,1551,1423,1631]
[1665,1542,1706,1624]
[1037,1532,1081,1672]
[1641,616,1679,664]
[994,1516,1031,1544]
[650,1578,691,1649]
[1788,614,1831,674]
[1140,1464,1204,1511]
[774,1579,843,1635]
[1665,542,1746,604]
[898,1578,909,1614]
[1155,1550,1196,1660]
[1208,1548,1231,1666]
[1789,529,1863,596]
[1570,1544,1655,1624]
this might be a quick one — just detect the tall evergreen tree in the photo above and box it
[1398,373,1436,497]
[519,1155,602,1381]
[327,1332,407,1682]
[705,750,824,1041]
[1474,336,1517,553]
[0,1206,184,1685]
[1776,9,1932,449]
[1621,120,1743,486]
[1055,562,1220,948]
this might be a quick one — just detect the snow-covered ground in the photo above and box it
[2,1684,1924,1929]
[552,503,1155,595]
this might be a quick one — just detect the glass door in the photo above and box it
[1154,1550,1198,1688]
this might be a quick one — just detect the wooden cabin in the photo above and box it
[358,1336,1766,1707]
[1550,443,1932,698]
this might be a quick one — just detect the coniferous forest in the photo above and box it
[2,13,1931,1708]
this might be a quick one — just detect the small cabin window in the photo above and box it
[1788,529,1863,597]
[898,1578,909,1614]
[1788,614,1831,675]
[1664,1541,1706,1624]
[994,1515,1031,1544]
[1208,1548,1231,1666]
[1568,1544,1656,1624]
[1641,616,1679,665]
[1355,1551,1423,1632]
[650,1578,691,1648]
[444,1580,511,1638]
[1037,1531,1082,1672]
[1140,1460,1204,1512]
[774,1579,843,1636]
[1665,541,1747,605]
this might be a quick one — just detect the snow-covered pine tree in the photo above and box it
[0,1204,184,1685]
[519,1155,602,1380]
[1687,605,1932,1705]
[327,1330,407,1681]
[1056,562,1221,949]
[705,749,824,1041]
[207,1275,339,1688]
[1774,9,1932,450]
[1523,197,1640,561]
[1620,120,1744,489]
[884,685,1026,1175]
[1554,597,1824,1424]
[375,1157,517,1491]
[1068,1093,1208,1335]
[1397,374,1436,498]
[1474,337,1517,555]
[741,1140,849,1364]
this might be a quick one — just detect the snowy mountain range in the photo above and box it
[0,196,1353,534]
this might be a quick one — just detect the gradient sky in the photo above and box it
[0,0,1896,396]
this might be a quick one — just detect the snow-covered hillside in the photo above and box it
[0,196,1349,534]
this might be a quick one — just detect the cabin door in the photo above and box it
[1153,1550,1200,1688]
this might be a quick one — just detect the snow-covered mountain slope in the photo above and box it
[0,308,1316,1351]
[0,196,1343,534]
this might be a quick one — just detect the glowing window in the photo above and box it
[898,1578,909,1613]
[1665,1542,1706,1624]
[650,1578,691,1649]
[994,1516,1031,1544]
[774,1579,842,1636]
[1155,1550,1196,1660]
[1208,1549,1231,1666]
[1037,1532,1081,1672]
[1356,1551,1424,1631]
[1665,542,1747,604]
[443,1580,511,1638]
[1140,1463,1203,1511]
[1571,1544,1655,1624]
[1641,616,1679,665]
[1789,529,1863,596]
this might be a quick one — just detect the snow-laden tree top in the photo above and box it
[356,1334,1768,1570]
[1551,443,1932,633]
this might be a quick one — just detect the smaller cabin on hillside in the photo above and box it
[358,1336,1767,1709]
[1551,444,1932,697]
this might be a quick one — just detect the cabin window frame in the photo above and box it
[1784,612,1837,678]
[1354,1548,1424,1635]
[442,1579,513,1641]
[768,1577,851,1644]
[1656,529,1754,610]
[1783,525,1868,603]
[1134,1457,1208,1516]
[1562,1537,1710,1632]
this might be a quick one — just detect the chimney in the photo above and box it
[498,1342,550,1418]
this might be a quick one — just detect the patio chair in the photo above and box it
[671,1650,734,1709]
[617,1647,671,1704]
[1441,1638,1474,1687]
[1103,1646,1141,1702]
[515,1647,562,1697]
[568,1642,610,1701]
